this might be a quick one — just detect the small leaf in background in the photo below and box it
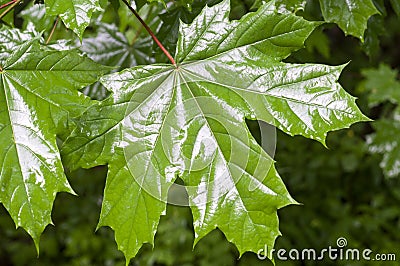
[78,3,162,99]
[363,64,400,178]
[362,15,385,58]
[0,26,36,61]
[80,11,159,68]
[361,64,400,107]
[0,31,109,250]
[20,4,56,33]
[252,0,379,41]
[390,0,400,16]
[302,26,331,58]
[367,115,400,179]
[62,0,367,263]
[275,0,306,13]
[319,0,379,41]
[78,22,155,99]
[360,0,400,57]
[44,0,102,39]
[117,1,162,33]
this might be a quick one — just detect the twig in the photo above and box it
[0,0,20,20]
[46,17,60,44]
[120,0,176,67]
[131,5,154,45]
[0,0,17,10]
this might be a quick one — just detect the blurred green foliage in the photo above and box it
[1,0,400,265]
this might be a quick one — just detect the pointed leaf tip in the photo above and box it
[0,27,109,249]
[44,0,102,39]
[319,0,379,41]
[61,1,369,263]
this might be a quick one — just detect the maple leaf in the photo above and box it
[62,0,368,263]
[362,64,400,107]
[44,0,102,39]
[20,4,56,33]
[391,0,400,16]
[0,31,109,250]
[78,21,156,99]
[154,0,219,62]
[319,0,379,41]
[268,0,379,40]
[363,64,400,178]
[80,22,155,68]
[0,26,36,61]
[367,116,400,178]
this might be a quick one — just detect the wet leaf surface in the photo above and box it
[62,1,367,263]
[0,33,109,249]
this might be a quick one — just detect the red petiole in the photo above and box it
[120,0,177,67]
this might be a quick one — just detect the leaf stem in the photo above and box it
[0,0,19,20]
[0,0,17,10]
[46,16,60,44]
[120,0,177,67]
[131,5,154,45]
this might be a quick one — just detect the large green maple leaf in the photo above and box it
[0,31,109,249]
[62,0,368,263]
